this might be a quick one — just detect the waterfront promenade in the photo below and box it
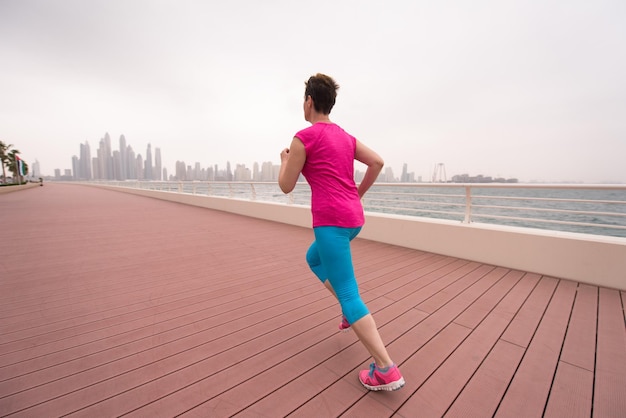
[1,183,625,417]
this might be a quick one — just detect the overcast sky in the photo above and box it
[1,0,625,183]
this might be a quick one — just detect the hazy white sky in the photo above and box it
[1,0,625,183]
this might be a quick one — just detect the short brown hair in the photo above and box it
[304,73,339,114]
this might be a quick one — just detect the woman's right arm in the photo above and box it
[278,137,306,194]
[354,140,384,198]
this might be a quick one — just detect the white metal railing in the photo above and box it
[84,181,626,238]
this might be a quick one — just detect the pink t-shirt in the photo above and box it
[295,122,365,228]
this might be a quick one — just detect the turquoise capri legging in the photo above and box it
[306,226,369,324]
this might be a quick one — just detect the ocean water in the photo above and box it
[292,184,626,238]
[176,182,626,238]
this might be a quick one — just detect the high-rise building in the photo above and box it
[72,156,79,180]
[145,144,153,180]
[186,165,193,180]
[225,161,233,181]
[126,145,136,179]
[260,161,274,181]
[79,141,92,180]
[382,167,396,182]
[113,150,123,180]
[234,164,251,181]
[155,147,162,181]
[136,154,144,180]
[119,135,127,180]
[91,157,98,178]
[104,133,113,179]
[95,133,113,180]
[32,159,41,178]
[175,160,186,180]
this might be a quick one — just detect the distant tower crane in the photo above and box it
[432,163,447,183]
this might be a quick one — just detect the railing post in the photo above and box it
[228,183,234,198]
[464,186,472,223]
[250,183,257,201]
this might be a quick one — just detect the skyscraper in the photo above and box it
[226,161,233,181]
[154,147,162,181]
[261,161,274,181]
[119,135,127,180]
[104,133,113,179]
[95,133,113,180]
[136,154,144,180]
[79,141,92,180]
[113,150,122,180]
[145,144,153,180]
[32,159,41,178]
[126,145,136,179]
[72,156,79,180]
[175,160,186,180]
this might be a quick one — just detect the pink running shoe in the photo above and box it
[339,316,351,332]
[359,363,405,391]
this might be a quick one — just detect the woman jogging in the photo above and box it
[278,73,404,391]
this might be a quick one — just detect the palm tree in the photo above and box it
[7,149,27,184]
[0,140,12,184]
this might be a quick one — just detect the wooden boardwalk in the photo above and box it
[1,183,625,417]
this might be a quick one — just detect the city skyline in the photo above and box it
[46,131,522,184]
[56,132,411,182]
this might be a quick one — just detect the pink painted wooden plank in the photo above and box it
[381,256,458,298]
[500,275,558,347]
[444,340,525,418]
[544,361,593,418]
[376,261,488,318]
[495,279,577,418]
[541,284,598,417]
[415,265,496,314]
[593,287,626,417]
[453,270,525,329]
[560,284,598,372]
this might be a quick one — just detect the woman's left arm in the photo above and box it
[278,137,306,194]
